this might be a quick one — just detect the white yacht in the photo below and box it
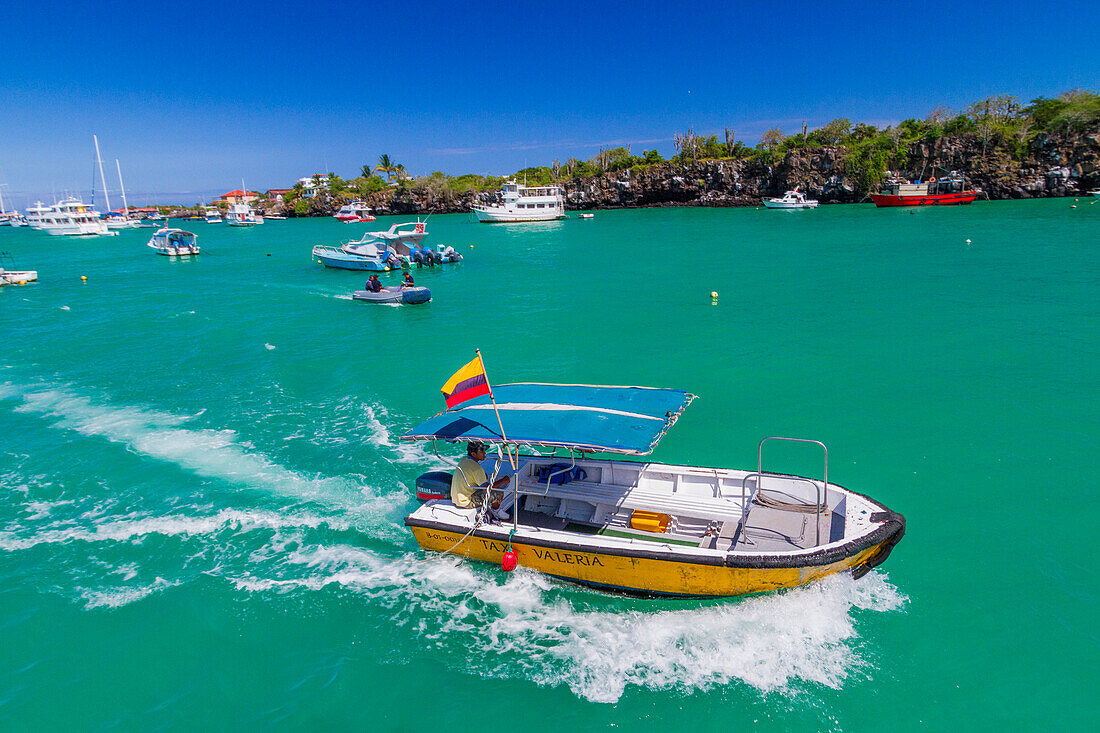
[25,198,114,236]
[334,201,375,222]
[203,207,222,223]
[763,189,820,209]
[224,201,262,226]
[473,180,566,222]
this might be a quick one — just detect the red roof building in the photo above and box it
[220,189,260,204]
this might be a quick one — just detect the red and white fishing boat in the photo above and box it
[334,201,375,222]
[870,172,977,207]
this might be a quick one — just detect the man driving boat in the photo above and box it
[451,441,510,520]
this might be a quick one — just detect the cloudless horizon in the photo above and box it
[1,0,1097,207]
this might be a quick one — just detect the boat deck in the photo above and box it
[504,479,844,554]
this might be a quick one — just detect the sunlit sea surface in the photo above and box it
[1,200,1096,730]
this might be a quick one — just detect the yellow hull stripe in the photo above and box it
[410,527,882,596]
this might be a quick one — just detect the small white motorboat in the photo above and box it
[578,213,594,219]
[0,252,36,283]
[147,227,199,256]
[763,189,820,209]
[0,268,37,284]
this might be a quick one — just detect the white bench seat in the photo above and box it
[515,479,753,524]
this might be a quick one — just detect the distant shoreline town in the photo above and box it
[13,90,1100,219]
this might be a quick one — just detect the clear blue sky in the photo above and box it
[1,0,1096,206]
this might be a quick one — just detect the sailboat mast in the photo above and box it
[93,134,112,213]
[115,159,129,214]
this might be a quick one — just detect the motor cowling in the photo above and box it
[415,471,453,502]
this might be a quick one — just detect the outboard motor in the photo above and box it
[411,249,425,268]
[424,249,436,268]
[415,471,453,502]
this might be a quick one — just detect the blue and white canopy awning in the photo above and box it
[401,383,695,455]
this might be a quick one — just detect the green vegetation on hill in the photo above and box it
[268,89,1097,211]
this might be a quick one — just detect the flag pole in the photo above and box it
[477,349,516,470]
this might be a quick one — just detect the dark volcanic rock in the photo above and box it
[278,130,1100,216]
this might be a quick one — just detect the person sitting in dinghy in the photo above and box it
[451,441,510,520]
[365,275,382,292]
[401,272,415,288]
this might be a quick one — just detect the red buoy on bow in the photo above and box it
[501,550,518,572]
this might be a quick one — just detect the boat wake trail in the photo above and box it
[0,381,405,531]
[231,540,908,703]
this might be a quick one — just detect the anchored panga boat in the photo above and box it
[403,381,905,597]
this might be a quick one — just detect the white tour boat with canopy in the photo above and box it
[401,353,906,597]
[147,227,199,256]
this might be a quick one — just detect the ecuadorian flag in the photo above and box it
[441,355,490,408]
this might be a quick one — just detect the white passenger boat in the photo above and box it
[203,207,222,223]
[25,198,115,236]
[334,201,375,222]
[402,356,906,597]
[473,180,566,222]
[147,227,199,256]
[763,188,820,209]
[224,202,262,226]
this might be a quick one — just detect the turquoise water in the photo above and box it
[1,200,1096,729]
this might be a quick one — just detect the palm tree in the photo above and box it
[377,154,395,180]
[360,164,372,178]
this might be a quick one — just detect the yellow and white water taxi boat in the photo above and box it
[402,380,904,597]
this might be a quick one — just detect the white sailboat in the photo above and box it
[111,158,145,228]
[93,135,141,230]
[0,185,26,226]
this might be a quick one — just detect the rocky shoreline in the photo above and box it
[259,129,1099,217]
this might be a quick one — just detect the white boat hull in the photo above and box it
[41,221,115,235]
[106,218,144,229]
[763,199,819,209]
[473,206,566,222]
[0,270,37,284]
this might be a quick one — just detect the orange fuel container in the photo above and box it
[629,510,671,533]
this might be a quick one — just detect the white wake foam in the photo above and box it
[0,507,353,552]
[230,540,908,703]
[79,577,180,610]
[0,381,406,535]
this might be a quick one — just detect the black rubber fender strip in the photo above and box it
[852,510,906,579]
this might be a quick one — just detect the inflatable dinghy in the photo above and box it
[351,286,431,305]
